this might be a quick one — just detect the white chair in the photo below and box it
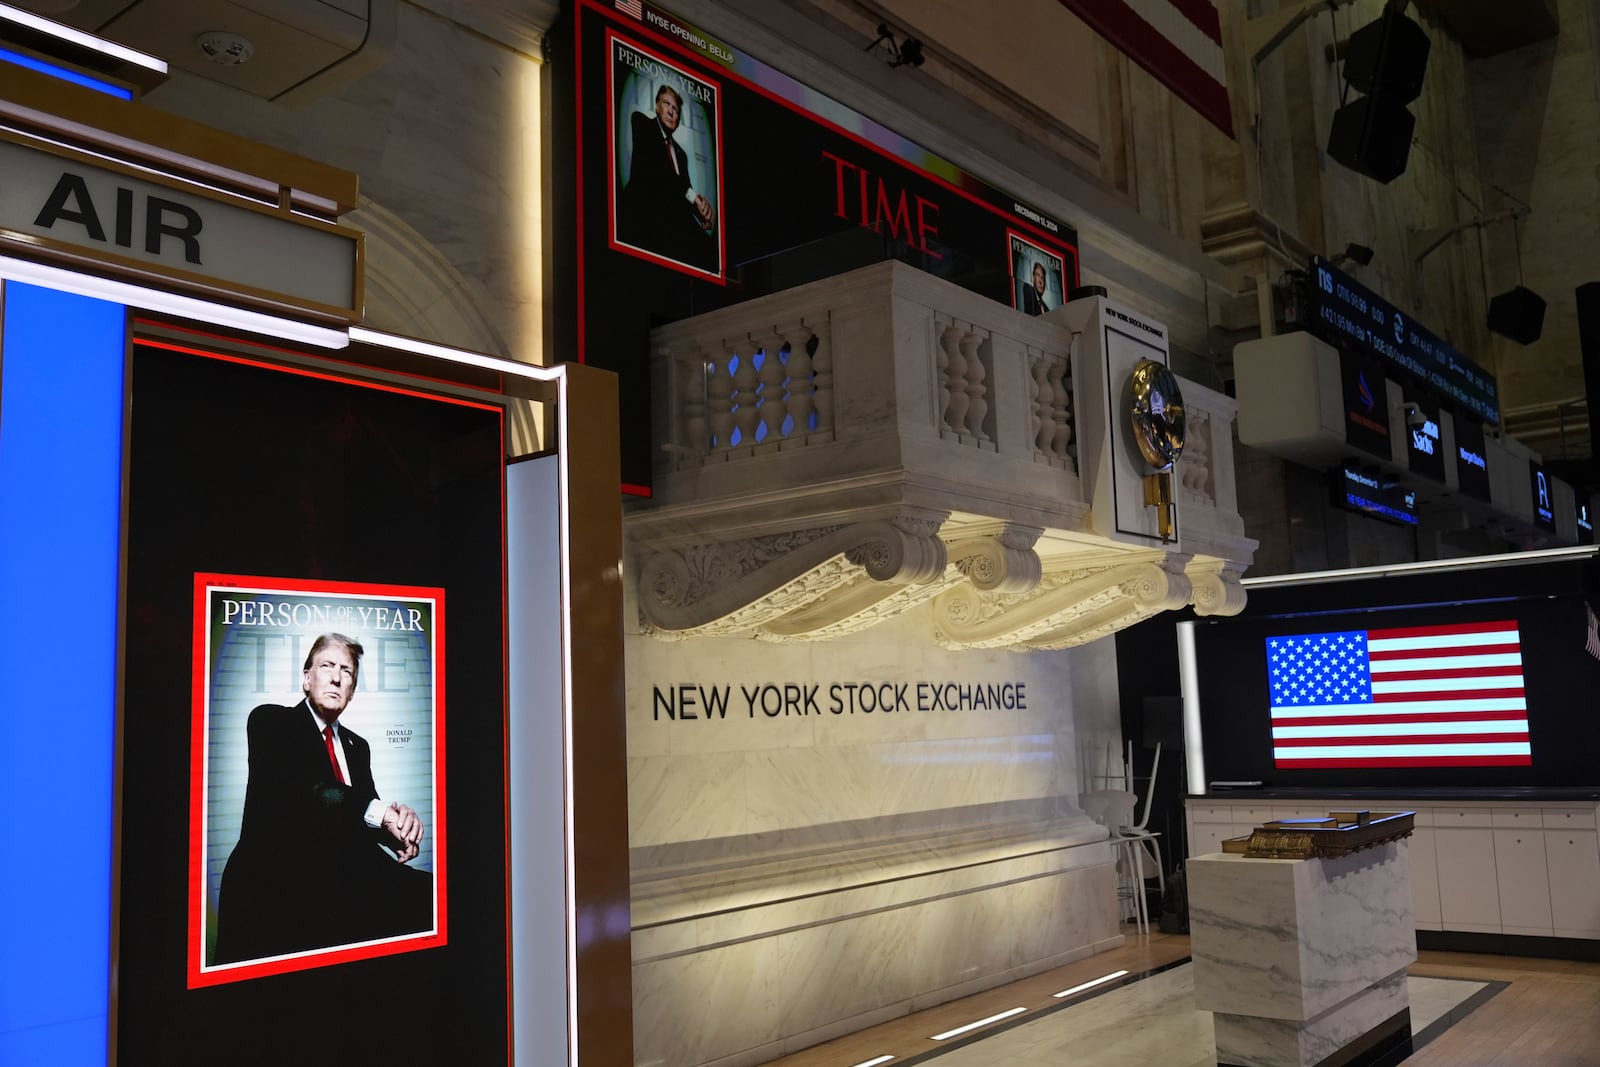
[1124,742,1164,897]
[1079,789,1148,933]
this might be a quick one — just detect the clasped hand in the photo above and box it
[380,801,424,863]
[692,193,716,231]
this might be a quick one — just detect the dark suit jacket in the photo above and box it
[214,700,429,963]
[1021,284,1049,316]
[618,110,717,272]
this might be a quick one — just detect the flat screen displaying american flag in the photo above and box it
[1267,620,1531,768]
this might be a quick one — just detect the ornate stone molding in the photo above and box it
[632,259,1256,648]
[932,559,1193,650]
[638,517,950,639]
[635,522,1062,641]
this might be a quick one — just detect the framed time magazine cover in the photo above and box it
[188,573,447,988]
[607,27,726,281]
[1008,230,1066,318]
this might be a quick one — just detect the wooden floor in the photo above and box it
[1407,951,1600,1066]
[765,932,1600,1066]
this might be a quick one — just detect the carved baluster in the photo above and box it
[940,323,968,435]
[758,333,787,443]
[707,348,734,451]
[731,337,761,448]
[964,332,989,441]
[682,350,708,459]
[1032,353,1053,455]
[1052,354,1073,460]
[808,319,834,435]
[781,322,814,436]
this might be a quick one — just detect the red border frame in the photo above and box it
[186,572,450,988]
[135,334,507,414]
[1005,227,1070,314]
[604,27,728,283]
[574,0,1085,362]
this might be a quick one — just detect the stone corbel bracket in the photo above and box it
[639,516,953,640]
[946,525,1045,595]
[933,558,1193,650]
[1187,559,1248,617]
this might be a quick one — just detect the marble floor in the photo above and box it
[767,934,1509,1067]
[892,964,1489,1066]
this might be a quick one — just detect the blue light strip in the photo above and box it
[0,44,132,98]
[0,282,126,1064]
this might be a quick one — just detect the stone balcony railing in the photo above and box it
[631,260,1255,647]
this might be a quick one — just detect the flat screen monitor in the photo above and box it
[1193,594,1600,789]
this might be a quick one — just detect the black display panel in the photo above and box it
[118,341,509,1064]
[1332,465,1417,526]
[1308,255,1499,424]
[1404,396,1444,482]
[560,0,1080,490]
[1454,416,1490,500]
[1339,350,1392,459]
[1531,459,1556,530]
[1579,500,1594,545]
[1194,594,1600,790]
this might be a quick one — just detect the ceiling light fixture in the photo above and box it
[0,1,166,73]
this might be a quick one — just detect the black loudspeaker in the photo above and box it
[1327,95,1415,184]
[1487,285,1547,344]
[1344,10,1431,103]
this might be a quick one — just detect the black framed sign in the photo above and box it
[1332,464,1418,527]
[1339,350,1392,460]
[117,337,510,1063]
[1404,396,1444,482]
[1531,460,1556,530]
[557,0,1080,491]
[1454,416,1491,501]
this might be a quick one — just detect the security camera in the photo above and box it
[1401,402,1426,428]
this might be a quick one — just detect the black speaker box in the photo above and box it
[1344,10,1431,103]
[1487,285,1547,345]
[1327,94,1415,184]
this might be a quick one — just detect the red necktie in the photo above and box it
[665,137,678,175]
[324,725,346,784]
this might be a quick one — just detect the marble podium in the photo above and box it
[1188,843,1416,1067]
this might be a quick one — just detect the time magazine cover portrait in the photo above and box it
[189,573,446,987]
[609,28,725,279]
[1010,232,1066,317]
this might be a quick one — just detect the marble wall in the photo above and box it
[136,2,547,363]
[626,614,1124,1065]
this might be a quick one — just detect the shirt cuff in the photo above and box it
[363,799,386,828]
